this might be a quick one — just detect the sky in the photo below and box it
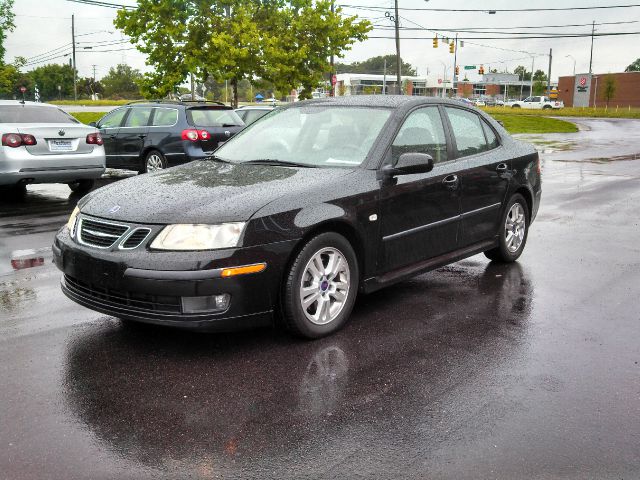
[5,0,640,83]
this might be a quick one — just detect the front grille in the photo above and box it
[121,228,151,249]
[79,218,129,248]
[64,274,182,314]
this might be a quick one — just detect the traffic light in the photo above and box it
[478,65,485,75]
[433,36,438,48]
[455,66,460,76]
[449,41,455,54]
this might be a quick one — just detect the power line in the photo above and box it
[65,0,135,8]
[367,31,640,40]
[340,3,640,12]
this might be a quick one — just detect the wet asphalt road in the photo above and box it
[1,119,639,479]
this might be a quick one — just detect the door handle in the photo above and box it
[496,163,508,171]
[138,134,147,139]
[442,174,459,189]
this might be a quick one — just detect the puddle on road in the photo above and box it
[553,153,640,164]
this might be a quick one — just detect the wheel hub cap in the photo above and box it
[505,203,526,253]
[300,247,350,325]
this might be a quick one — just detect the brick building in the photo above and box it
[557,71,640,108]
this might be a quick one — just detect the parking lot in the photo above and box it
[1,118,639,479]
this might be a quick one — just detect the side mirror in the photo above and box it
[382,153,434,178]
[88,121,97,127]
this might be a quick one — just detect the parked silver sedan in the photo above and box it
[0,101,105,194]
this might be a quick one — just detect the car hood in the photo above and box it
[80,160,355,224]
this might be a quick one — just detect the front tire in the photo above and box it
[282,232,359,339]
[485,194,529,263]
[68,179,94,194]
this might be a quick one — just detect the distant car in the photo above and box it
[473,99,486,107]
[0,100,105,194]
[456,98,475,107]
[92,100,245,173]
[506,96,564,110]
[179,93,206,101]
[234,105,276,125]
[54,96,541,339]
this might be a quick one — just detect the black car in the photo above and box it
[53,96,541,339]
[92,100,244,173]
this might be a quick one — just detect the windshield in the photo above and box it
[215,106,391,167]
[0,105,79,124]
[187,108,243,127]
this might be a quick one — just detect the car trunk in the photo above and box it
[186,107,244,153]
[16,124,95,156]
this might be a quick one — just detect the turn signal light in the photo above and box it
[220,263,267,278]
[181,129,211,142]
[86,133,103,145]
[2,133,37,147]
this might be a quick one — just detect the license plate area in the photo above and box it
[65,252,121,288]
[48,139,74,152]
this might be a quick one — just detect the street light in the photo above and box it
[565,55,576,76]
[438,60,448,98]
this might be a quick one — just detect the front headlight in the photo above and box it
[150,223,245,251]
[67,206,80,238]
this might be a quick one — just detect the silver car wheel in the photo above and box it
[299,247,350,325]
[505,203,526,253]
[146,153,164,172]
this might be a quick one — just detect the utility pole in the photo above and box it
[72,14,77,101]
[547,48,552,96]
[91,65,97,82]
[383,58,387,95]
[330,0,335,96]
[589,20,595,75]
[394,0,401,94]
[530,56,535,97]
[190,72,195,99]
[452,33,458,97]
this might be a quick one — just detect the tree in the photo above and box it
[0,0,14,64]
[78,76,104,99]
[625,58,640,72]
[101,64,142,99]
[28,63,74,100]
[335,54,417,76]
[533,69,547,81]
[513,65,531,81]
[115,0,371,106]
[602,75,616,107]
[532,81,547,95]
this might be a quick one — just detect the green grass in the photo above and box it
[482,105,640,119]
[51,99,132,106]
[70,112,105,125]
[491,113,579,134]
[69,109,579,135]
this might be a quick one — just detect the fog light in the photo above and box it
[182,294,230,313]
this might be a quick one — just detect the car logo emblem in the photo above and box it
[224,130,231,137]
[108,205,121,214]
[58,129,65,136]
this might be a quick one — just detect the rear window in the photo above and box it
[187,108,243,127]
[0,105,79,124]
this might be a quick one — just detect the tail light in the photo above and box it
[2,133,37,147]
[181,129,210,141]
[536,156,541,175]
[86,132,103,145]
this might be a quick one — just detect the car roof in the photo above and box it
[235,105,276,110]
[125,100,232,109]
[291,95,464,109]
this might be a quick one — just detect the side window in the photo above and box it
[444,107,489,157]
[481,120,500,150]
[151,108,178,127]
[391,107,448,165]
[97,108,127,129]
[124,107,152,127]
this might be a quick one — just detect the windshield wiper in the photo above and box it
[209,155,232,164]
[242,159,317,168]
[221,123,242,127]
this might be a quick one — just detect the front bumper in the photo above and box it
[53,228,298,331]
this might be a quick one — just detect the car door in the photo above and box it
[96,107,128,167]
[379,106,461,272]
[116,106,153,169]
[443,106,510,248]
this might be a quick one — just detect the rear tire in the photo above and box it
[282,232,359,339]
[485,194,529,263]
[511,104,521,108]
[68,179,95,194]
[543,105,552,110]
[141,150,167,174]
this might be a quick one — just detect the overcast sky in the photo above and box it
[6,0,639,82]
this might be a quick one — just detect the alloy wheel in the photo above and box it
[146,153,164,172]
[505,203,526,253]
[299,247,350,325]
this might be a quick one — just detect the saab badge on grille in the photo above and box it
[58,129,66,136]
[224,130,231,137]
[108,205,121,214]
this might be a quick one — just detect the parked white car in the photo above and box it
[0,101,105,194]
[506,96,564,110]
